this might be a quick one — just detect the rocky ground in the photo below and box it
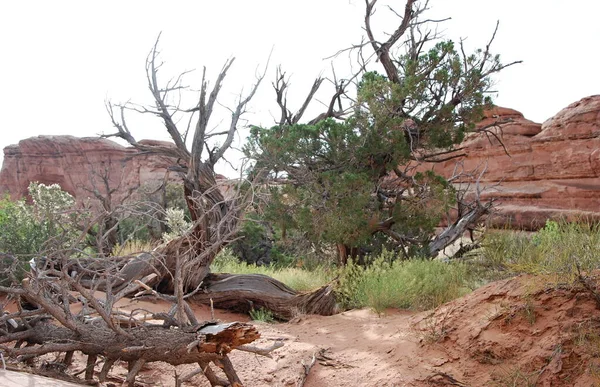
[4,274,600,386]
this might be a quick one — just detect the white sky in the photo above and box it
[1,0,598,176]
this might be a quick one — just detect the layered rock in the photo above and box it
[0,135,179,206]
[1,96,599,231]
[422,96,600,229]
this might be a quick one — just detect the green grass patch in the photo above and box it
[212,249,333,292]
[478,220,600,285]
[249,307,275,323]
[337,251,472,314]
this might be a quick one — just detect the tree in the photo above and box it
[246,0,520,264]
[104,34,266,291]
[103,35,337,318]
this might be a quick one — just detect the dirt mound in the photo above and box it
[4,275,600,386]
[411,275,600,386]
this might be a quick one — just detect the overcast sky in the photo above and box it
[1,0,598,176]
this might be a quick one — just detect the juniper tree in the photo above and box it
[246,0,519,263]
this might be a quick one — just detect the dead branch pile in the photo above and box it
[0,257,280,387]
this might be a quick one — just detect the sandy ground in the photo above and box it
[3,274,600,386]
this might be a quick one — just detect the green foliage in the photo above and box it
[336,250,471,314]
[230,214,274,265]
[249,307,275,323]
[0,183,81,257]
[0,183,84,283]
[479,220,600,285]
[115,215,153,244]
[245,22,501,258]
[247,118,456,253]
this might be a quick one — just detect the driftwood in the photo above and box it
[193,273,337,320]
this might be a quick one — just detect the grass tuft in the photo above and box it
[337,251,472,314]
[479,220,600,286]
[212,249,333,292]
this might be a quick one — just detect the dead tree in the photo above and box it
[104,36,260,291]
[0,250,281,386]
[102,37,336,318]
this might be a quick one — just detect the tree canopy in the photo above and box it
[246,1,519,262]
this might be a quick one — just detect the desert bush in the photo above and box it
[162,207,192,242]
[0,183,81,256]
[479,220,600,285]
[337,250,471,314]
[0,183,84,282]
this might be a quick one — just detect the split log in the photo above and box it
[193,273,337,320]
[1,317,259,386]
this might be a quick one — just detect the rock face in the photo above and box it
[0,135,178,206]
[1,96,599,231]
[422,95,600,229]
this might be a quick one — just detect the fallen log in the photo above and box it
[192,273,338,320]
[1,317,260,386]
[61,252,339,321]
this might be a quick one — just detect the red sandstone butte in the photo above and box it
[419,95,600,229]
[0,135,178,206]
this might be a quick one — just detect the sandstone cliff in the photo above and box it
[422,95,600,229]
[0,135,178,206]
[1,96,599,230]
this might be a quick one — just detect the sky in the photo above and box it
[1,0,598,176]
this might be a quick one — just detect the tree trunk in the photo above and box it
[2,317,259,386]
[193,273,338,320]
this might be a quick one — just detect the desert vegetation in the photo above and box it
[2,0,600,386]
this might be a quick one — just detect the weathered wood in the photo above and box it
[98,358,116,382]
[2,319,259,366]
[63,350,74,366]
[84,354,97,380]
[193,273,337,320]
[218,356,243,387]
[126,358,146,387]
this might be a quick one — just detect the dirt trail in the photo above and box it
[4,275,600,386]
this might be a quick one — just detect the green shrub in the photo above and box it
[337,250,471,314]
[479,220,600,285]
[0,183,84,282]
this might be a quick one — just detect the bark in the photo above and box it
[428,201,491,257]
[193,273,337,320]
[2,317,259,386]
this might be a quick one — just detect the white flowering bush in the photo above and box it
[162,207,192,242]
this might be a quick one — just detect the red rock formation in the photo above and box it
[0,135,179,206]
[421,96,600,229]
[2,96,599,231]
